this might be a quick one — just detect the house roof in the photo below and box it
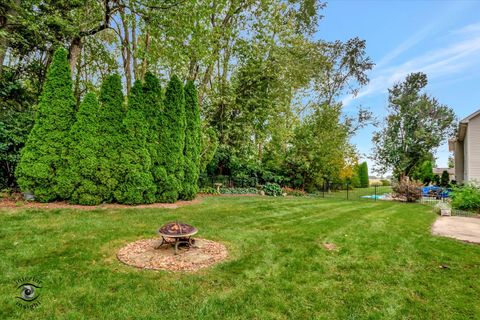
[433,167,455,175]
[451,108,480,143]
[460,109,480,124]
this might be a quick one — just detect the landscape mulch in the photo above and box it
[0,194,262,210]
[0,198,202,210]
[117,238,228,272]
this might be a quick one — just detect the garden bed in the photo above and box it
[0,197,202,210]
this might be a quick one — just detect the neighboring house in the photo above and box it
[432,167,455,181]
[448,109,480,184]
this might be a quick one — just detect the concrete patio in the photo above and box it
[432,216,480,244]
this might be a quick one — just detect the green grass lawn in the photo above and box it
[1,197,479,319]
[321,186,392,200]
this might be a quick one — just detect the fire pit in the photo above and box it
[157,222,198,255]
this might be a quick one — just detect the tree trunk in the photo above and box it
[73,45,83,106]
[68,37,83,75]
[131,14,138,80]
[0,36,7,75]
[120,7,132,93]
[140,30,150,81]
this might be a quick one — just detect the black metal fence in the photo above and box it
[316,182,392,201]
[198,176,393,201]
[198,175,479,216]
[198,174,259,189]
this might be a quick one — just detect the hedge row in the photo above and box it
[15,48,201,204]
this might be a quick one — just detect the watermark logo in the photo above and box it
[15,276,42,310]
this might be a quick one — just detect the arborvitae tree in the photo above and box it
[15,48,76,202]
[358,161,369,188]
[116,80,156,204]
[96,74,125,202]
[157,75,186,202]
[350,164,361,188]
[65,92,103,205]
[181,80,201,200]
[142,72,165,201]
[441,170,450,187]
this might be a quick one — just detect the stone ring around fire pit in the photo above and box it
[156,222,198,255]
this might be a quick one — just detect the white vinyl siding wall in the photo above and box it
[466,115,480,183]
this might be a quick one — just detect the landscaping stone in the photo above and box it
[440,208,451,216]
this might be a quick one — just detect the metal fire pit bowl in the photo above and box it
[156,222,198,255]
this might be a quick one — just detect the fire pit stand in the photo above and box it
[156,222,198,255]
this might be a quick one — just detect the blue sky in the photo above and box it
[316,0,480,175]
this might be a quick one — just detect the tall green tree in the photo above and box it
[64,92,103,205]
[142,72,165,200]
[372,73,455,179]
[157,75,186,202]
[200,127,218,174]
[181,80,201,200]
[286,103,354,190]
[441,170,450,187]
[116,80,156,204]
[358,162,369,188]
[412,158,434,185]
[15,48,76,202]
[96,74,125,202]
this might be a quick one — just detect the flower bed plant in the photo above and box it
[263,183,282,196]
[451,184,480,213]
[198,187,219,195]
[282,187,306,197]
[219,187,257,195]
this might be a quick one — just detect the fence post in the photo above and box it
[374,185,377,201]
[346,182,349,200]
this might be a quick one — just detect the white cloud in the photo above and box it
[342,29,480,107]
[375,22,438,68]
[450,22,480,36]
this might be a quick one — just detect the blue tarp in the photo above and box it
[421,186,450,198]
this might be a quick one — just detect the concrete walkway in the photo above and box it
[432,216,480,244]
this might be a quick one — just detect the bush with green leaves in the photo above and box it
[199,187,218,195]
[380,179,391,186]
[264,183,282,196]
[115,80,156,204]
[181,80,201,200]
[96,74,126,202]
[15,48,76,202]
[64,92,103,205]
[156,75,186,202]
[0,70,35,189]
[451,184,480,212]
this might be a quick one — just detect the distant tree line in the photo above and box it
[15,48,201,204]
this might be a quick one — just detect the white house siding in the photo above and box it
[466,114,480,183]
[464,126,469,181]
[454,141,464,183]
